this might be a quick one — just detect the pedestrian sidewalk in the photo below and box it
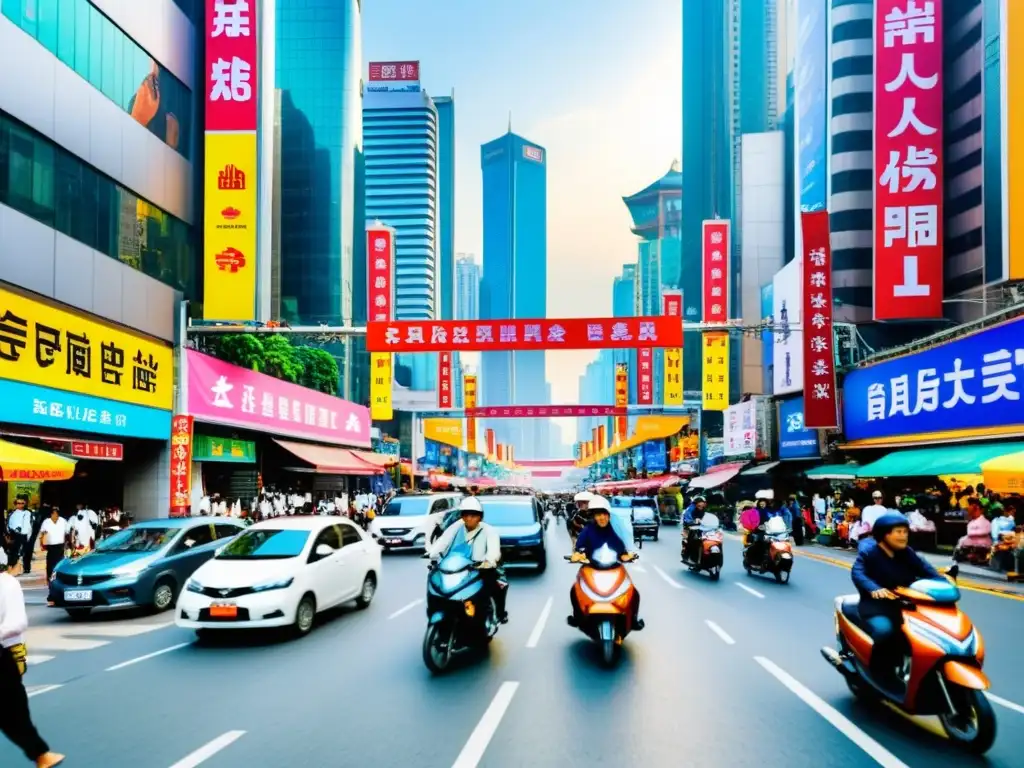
[13,550,49,589]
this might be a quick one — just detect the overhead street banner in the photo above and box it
[465,405,628,418]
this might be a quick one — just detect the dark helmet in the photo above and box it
[872,511,910,541]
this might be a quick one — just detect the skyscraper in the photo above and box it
[480,130,548,458]
[363,65,439,390]
[456,254,481,320]
[435,94,456,320]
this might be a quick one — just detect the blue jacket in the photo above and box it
[575,521,628,559]
[852,539,941,617]
[682,504,705,525]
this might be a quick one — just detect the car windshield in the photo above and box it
[216,529,311,560]
[381,497,434,516]
[481,500,536,526]
[96,527,176,553]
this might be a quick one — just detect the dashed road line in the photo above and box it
[705,619,736,645]
[652,564,685,589]
[525,597,553,649]
[451,682,519,768]
[168,731,246,768]
[388,599,423,620]
[735,582,765,599]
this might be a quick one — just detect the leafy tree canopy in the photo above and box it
[206,334,340,395]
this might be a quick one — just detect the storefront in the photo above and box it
[0,285,173,518]
[184,349,383,506]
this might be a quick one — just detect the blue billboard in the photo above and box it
[778,396,820,459]
[796,0,828,211]
[843,318,1024,441]
[642,440,667,474]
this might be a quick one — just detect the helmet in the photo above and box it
[574,491,593,503]
[459,497,484,516]
[588,496,611,514]
[872,511,910,541]
[692,495,707,504]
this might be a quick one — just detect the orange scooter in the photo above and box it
[821,565,997,754]
[565,544,640,666]
[743,517,793,583]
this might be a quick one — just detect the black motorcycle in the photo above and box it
[422,551,499,674]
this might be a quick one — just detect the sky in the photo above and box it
[363,0,682,445]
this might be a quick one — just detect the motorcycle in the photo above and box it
[565,544,640,667]
[743,516,793,583]
[681,513,724,580]
[422,551,499,674]
[820,565,997,754]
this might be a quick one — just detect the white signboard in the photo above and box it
[724,400,757,456]
[772,256,804,395]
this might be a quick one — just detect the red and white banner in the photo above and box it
[368,61,420,82]
[205,0,258,132]
[43,440,124,461]
[637,348,654,405]
[873,0,944,320]
[465,405,627,419]
[801,211,839,428]
[702,220,730,323]
[367,225,395,323]
[464,375,478,454]
[438,352,453,409]
[169,415,193,518]
[614,363,629,442]
[366,317,682,353]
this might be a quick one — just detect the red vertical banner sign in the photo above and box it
[801,212,839,427]
[873,0,944,320]
[662,291,684,406]
[614,363,629,442]
[486,428,496,458]
[496,444,505,462]
[597,424,606,452]
[701,220,731,323]
[437,351,453,409]
[464,375,478,454]
[169,415,194,518]
[637,348,654,405]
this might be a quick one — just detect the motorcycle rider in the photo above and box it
[427,497,509,624]
[851,511,942,691]
[567,490,593,548]
[743,498,773,565]
[682,495,709,563]
[568,496,643,630]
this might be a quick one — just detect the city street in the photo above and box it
[5,527,1024,768]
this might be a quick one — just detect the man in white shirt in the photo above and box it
[39,509,68,581]
[71,512,95,555]
[426,497,508,623]
[861,491,888,530]
[5,499,33,576]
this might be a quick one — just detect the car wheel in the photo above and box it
[65,608,92,621]
[536,551,547,574]
[151,577,177,612]
[654,530,659,542]
[293,593,317,637]
[355,574,377,609]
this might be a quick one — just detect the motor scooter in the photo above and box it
[820,565,997,754]
[680,513,723,580]
[565,544,640,667]
[742,516,793,583]
[421,551,499,674]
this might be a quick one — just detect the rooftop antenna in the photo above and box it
[508,111,512,133]
[670,158,681,173]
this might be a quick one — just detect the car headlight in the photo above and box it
[110,561,151,577]
[251,577,294,593]
[186,580,204,594]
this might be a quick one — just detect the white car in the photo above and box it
[368,492,462,551]
[176,517,381,638]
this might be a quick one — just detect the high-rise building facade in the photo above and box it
[480,130,547,457]
[434,94,455,320]
[455,253,481,320]
[363,73,439,391]
[274,0,364,399]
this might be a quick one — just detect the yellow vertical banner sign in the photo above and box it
[1008,0,1024,278]
[370,353,393,421]
[464,375,478,454]
[701,332,730,411]
[614,362,629,442]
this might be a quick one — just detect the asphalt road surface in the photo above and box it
[5,525,1024,767]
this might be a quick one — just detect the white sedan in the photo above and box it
[176,517,381,638]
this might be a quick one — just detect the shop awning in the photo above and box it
[687,462,746,491]
[980,451,1024,494]
[855,442,1024,479]
[804,464,860,480]
[660,475,688,490]
[0,439,77,482]
[578,415,690,468]
[740,461,780,477]
[348,449,398,469]
[274,440,382,476]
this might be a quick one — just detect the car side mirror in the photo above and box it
[946,563,960,581]
[315,543,334,559]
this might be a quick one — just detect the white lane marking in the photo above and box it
[388,599,423,620]
[632,564,647,573]
[988,692,1024,716]
[525,597,553,649]
[756,657,908,768]
[451,681,520,768]
[652,564,685,589]
[27,684,63,698]
[63,620,174,637]
[705,620,735,645]
[168,731,246,768]
[26,654,55,666]
[105,642,190,672]
[735,582,765,599]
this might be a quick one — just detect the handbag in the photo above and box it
[9,642,28,675]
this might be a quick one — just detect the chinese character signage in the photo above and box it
[186,350,371,447]
[204,0,259,322]
[464,375,478,454]
[366,317,681,353]
[423,418,463,449]
[0,288,173,412]
[192,434,256,463]
[615,363,629,442]
[843,316,1024,441]
[637,348,654,405]
[778,396,820,459]
[702,220,730,323]
[874,0,944,320]
[42,440,124,461]
[367,223,395,421]
[801,211,839,427]
[702,332,729,411]
[724,400,756,456]
[370,353,392,422]
[170,415,193,518]
[464,405,627,418]
[662,291,684,406]
[366,61,421,93]
[438,352,453,409]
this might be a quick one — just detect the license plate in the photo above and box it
[210,603,237,618]
[386,538,403,545]
[64,590,93,602]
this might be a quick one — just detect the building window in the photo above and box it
[2,0,193,160]
[0,109,195,297]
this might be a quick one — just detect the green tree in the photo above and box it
[294,346,340,395]
[209,334,265,371]
[261,334,303,383]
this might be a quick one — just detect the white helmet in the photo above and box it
[588,496,611,513]
[459,497,483,515]
[574,490,593,503]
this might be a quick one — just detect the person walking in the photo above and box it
[6,499,33,577]
[0,551,65,766]
[38,508,67,582]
